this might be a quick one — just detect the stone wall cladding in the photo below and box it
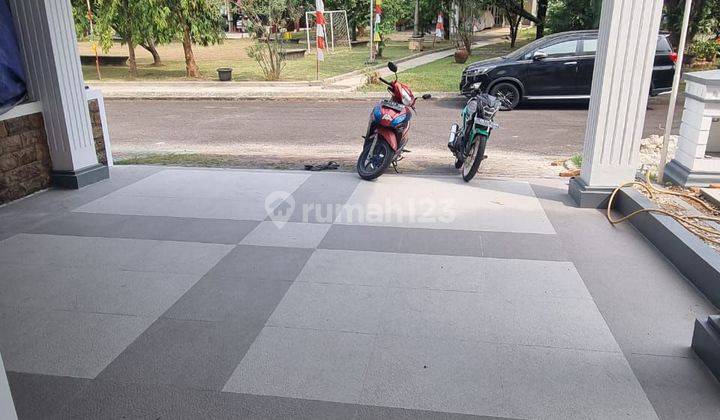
[89,99,107,165]
[0,113,51,204]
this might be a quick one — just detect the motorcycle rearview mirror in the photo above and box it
[422,93,432,100]
[387,62,398,73]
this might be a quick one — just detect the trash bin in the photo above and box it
[217,67,233,81]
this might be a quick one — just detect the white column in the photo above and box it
[570,0,664,207]
[8,0,101,176]
[0,353,18,420]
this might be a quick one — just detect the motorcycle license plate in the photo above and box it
[475,117,499,129]
[381,100,404,112]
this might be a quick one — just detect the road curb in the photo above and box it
[102,91,464,101]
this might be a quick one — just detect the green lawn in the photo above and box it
[362,32,535,92]
[81,39,454,82]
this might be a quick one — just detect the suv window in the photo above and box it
[539,40,579,58]
[657,36,672,52]
[582,38,597,55]
[580,35,670,56]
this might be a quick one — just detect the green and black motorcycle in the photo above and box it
[448,83,510,182]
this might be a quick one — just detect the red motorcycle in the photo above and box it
[356,62,431,180]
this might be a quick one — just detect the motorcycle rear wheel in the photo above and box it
[357,137,393,180]
[462,134,487,182]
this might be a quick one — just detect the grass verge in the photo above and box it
[81,39,453,82]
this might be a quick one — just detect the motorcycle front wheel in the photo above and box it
[357,137,393,180]
[462,134,487,182]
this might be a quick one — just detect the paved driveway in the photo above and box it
[1,166,718,418]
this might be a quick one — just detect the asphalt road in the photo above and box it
[105,95,682,174]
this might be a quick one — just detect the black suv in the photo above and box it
[460,30,676,109]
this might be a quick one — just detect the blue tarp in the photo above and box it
[0,0,27,113]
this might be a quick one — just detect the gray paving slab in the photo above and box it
[320,224,485,257]
[0,166,162,236]
[487,295,621,352]
[0,233,233,275]
[223,326,374,404]
[336,176,555,234]
[267,282,388,334]
[163,274,292,323]
[240,221,330,248]
[95,168,309,200]
[380,288,498,342]
[480,231,568,261]
[359,335,504,417]
[628,353,720,420]
[62,378,361,419]
[28,212,258,244]
[499,344,658,420]
[6,372,91,420]
[0,306,150,378]
[530,181,719,358]
[206,244,313,281]
[353,405,513,420]
[73,169,309,221]
[62,378,199,419]
[481,258,590,299]
[98,318,259,390]
[296,249,485,291]
[0,263,200,318]
[279,171,361,224]
[60,377,497,420]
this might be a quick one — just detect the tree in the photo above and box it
[545,0,600,34]
[244,0,287,80]
[377,0,414,34]
[454,0,483,52]
[72,0,172,70]
[326,0,368,41]
[163,0,225,78]
[535,0,548,39]
[503,0,524,47]
[288,0,312,32]
[664,0,708,49]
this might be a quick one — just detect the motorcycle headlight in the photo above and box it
[401,88,413,106]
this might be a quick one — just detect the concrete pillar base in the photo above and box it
[663,159,720,187]
[568,177,613,208]
[408,37,425,51]
[692,316,720,381]
[51,164,109,189]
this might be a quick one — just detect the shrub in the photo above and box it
[689,39,719,62]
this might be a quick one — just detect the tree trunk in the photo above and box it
[181,24,201,78]
[443,14,450,40]
[141,39,162,66]
[535,0,548,39]
[350,22,357,41]
[665,0,708,49]
[127,39,138,78]
[506,12,520,48]
[294,17,301,32]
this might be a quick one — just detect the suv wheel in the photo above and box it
[490,82,521,110]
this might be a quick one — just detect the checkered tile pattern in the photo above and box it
[0,168,673,418]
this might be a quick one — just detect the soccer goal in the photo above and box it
[305,10,352,52]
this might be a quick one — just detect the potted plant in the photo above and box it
[217,67,233,81]
[453,1,473,64]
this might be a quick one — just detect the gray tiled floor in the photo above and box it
[1,167,718,419]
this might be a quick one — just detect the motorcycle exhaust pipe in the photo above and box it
[448,123,459,149]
